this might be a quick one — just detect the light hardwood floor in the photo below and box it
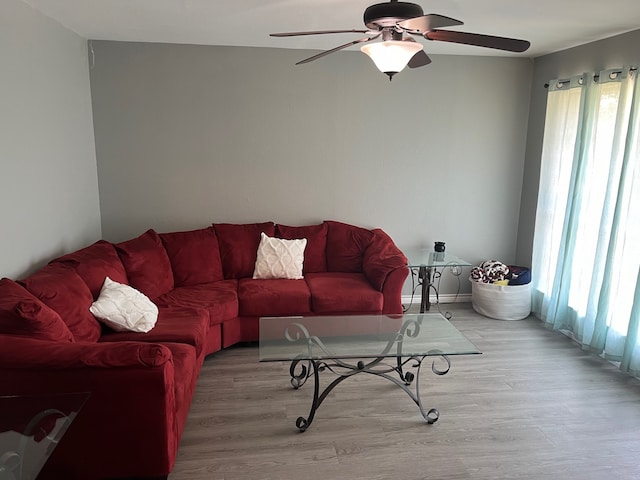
[169,304,640,480]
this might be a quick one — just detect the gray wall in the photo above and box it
[0,0,101,279]
[516,29,640,266]
[89,41,533,295]
[2,2,636,296]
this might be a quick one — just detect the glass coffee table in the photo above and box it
[259,314,481,431]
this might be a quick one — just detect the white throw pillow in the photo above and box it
[89,277,158,333]
[253,232,307,280]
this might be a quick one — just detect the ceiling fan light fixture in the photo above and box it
[360,40,423,80]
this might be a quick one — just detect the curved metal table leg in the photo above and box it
[295,360,320,431]
[290,359,312,389]
[291,354,451,431]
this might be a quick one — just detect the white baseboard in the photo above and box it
[402,293,472,307]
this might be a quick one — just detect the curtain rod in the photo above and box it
[544,67,638,89]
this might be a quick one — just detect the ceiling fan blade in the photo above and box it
[403,37,431,68]
[295,34,381,65]
[271,29,370,37]
[408,50,432,68]
[398,14,463,34]
[425,29,530,52]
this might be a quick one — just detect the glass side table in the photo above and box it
[405,249,472,313]
[0,392,89,480]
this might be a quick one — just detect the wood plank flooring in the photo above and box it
[169,304,640,480]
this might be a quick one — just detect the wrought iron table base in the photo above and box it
[289,353,450,432]
[416,265,441,313]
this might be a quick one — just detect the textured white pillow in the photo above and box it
[89,277,158,333]
[253,232,307,280]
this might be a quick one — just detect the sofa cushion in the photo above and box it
[253,233,307,280]
[155,280,238,326]
[19,263,101,342]
[325,221,375,273]
[238,278,312,316]
[0,278,74,342]
[362,229,409,291]
[115,229,174,299]
[52,240,128,299]
[275,223,328,273]
[305,272,383,314]
[160,227,224,286]
[99,307,209,359]
[90,277,159,333]
[213,222,275,279]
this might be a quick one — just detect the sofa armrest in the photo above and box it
[381,266,409,314]
[0,335,179,478]
[0,335,171,369]
[362,229,408,291]
[362,229,408,315]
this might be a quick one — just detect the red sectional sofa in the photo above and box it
[0,220,408,479]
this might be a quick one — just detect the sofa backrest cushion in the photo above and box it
[0,278,74,342]
[213,222,275,279]
[115,229,174,300]
[160,227,224,286]
[52,240,128,299]
[362,228,409,291]
[275,222,328,273]
[19,263,102,342]
[325,220,375,273]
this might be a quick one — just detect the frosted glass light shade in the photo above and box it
[360,41,423,77]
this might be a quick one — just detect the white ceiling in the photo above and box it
[22,0,640,58]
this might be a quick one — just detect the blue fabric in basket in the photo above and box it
[508,266,531,285]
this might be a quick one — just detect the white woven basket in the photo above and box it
[470,280,532,321]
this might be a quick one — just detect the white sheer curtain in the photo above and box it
[532,66,640,375]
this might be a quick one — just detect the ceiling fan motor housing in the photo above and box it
[363,1,424,29]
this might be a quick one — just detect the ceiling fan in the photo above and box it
[270,0,530,80]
